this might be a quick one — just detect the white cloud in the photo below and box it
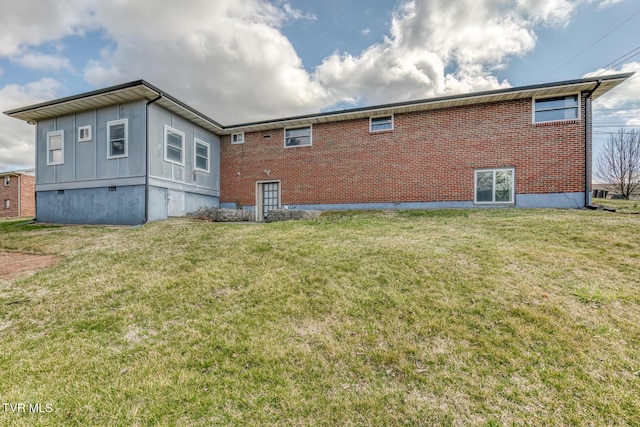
[587,62,640,109]
[314,0,579,106]
[12,51,73,72]
[82,0,331,123]
[0,79,62,171]
[593,0,626,10]
[1,0,603,170]
[0,0,94,57]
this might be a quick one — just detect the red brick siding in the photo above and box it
[221,96,588,207]
[0,175,36,218]
[19,175,36,217]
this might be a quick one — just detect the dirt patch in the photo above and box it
[0,251,59,281]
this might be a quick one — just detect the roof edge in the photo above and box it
[223,72,634,130]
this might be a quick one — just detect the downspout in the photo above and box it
[144,94,163,223]
[584,79,601,207]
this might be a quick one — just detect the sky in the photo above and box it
[1,0,639,172]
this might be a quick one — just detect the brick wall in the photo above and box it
[0,174,36,218]
[19,175,36,217]
[0,176,19,218]
[220,96,588,208]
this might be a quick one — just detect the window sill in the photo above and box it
[533,119,580,127]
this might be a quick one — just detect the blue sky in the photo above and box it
[1,0,639,172]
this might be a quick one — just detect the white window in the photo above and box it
[47,130,64,166]
[534,95,579,123]
[231,133,244,144]
[3,176,9,186]
[78,125,92,142]
[194,139,210,173]
[164,125,185,165]
[107,119,128,159]
[284,126,312,148]
[370,115,394,132]
[475,168,515,204]
[3,199,9,209]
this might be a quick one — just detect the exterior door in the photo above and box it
[259,182,280,220]
[167,189,185,217]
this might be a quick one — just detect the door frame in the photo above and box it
[255,180,281,221]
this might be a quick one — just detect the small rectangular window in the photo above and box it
[534,95,579,123]
[284,126,312,148]
[108,186,117,192]
[475,168,514,204]
[47,130,64,166]
[194,139,210,173]
[231,133,244,144]
[58,190,64,195]
[107,119,128,159]
[3,176,9,186]
[3,199,9,209]
[370,115,393,132]
[78,125,92,142]
[164,125,185,165]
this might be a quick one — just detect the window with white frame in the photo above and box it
[194,139,210,173]
[284,126,312,147]
[47,130,64,166]
[3,176,9,186]
[164,125,185,165]
[78,125,92,142]
[475,168,514,204]
[370,115,393,132]
[107,119,128,159]
[231,133,244,144]
[3,200,9,209]
[534,95,579,123]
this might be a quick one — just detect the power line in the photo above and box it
[541,8,640,81]
[594,45,640,74]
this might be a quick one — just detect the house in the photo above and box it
[0,169,35,219]
[3,73,632,224]
[4,82,222,224]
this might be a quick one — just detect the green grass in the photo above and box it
[1,209,639,426]
[593,197,640,214]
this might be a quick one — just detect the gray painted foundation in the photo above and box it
[221,192,586,213]
[37,185,145,225]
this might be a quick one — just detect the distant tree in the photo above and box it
[595,128,640,199]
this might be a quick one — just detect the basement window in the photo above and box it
[78,125,92,142]
[47,130,64,166]
[475,168,514,204]
[164,125,185,165]
[284,126,312,148]
[194,139,210,173]
[231,133,244,144]
[3,200,9,209]
[534,95,579,123]
[107,119,128,159]
[3,176,9,186]
[370,115,393,132]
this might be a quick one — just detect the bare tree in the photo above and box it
[596,128,640,199]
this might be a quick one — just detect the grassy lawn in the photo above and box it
[1,209,639,426]
[593,197,640,214]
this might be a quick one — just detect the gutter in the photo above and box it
[144,94,163,223]
[584,79,602,207]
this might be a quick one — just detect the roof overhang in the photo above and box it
[3,80,224,133]
[220,72,633,134]
[3,72,632,136]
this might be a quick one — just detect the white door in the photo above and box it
[167,190,185,217]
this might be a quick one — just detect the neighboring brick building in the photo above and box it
[3,73,632,224]
[0,169,35,219]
